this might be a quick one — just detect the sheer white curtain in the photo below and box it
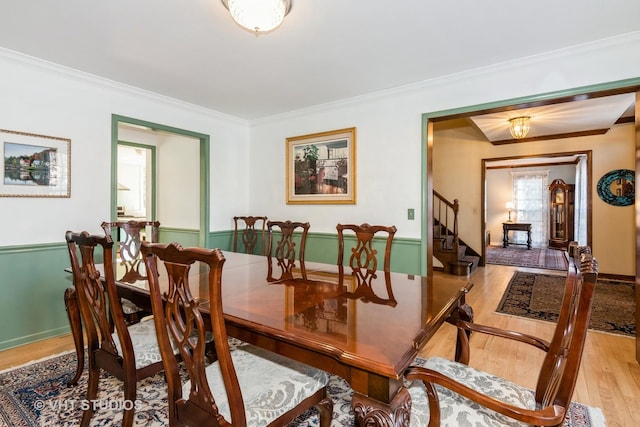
[574,155,588,245]
[511,170,549,247]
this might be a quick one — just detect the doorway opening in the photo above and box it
[422,81,639,277]
[116,143,154,220]
[111,115,211,248]
[482,151,591,270]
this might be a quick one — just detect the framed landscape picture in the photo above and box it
[1,129,71,197]
[286,127,356,204]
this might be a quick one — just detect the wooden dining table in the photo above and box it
[65,250,474,427]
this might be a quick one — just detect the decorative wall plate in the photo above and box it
[596,169,635,206]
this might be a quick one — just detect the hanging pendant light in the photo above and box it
[509,116,531,139]
[221,0,292,34]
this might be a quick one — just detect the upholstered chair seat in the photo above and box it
[407,356,536,427]
[113,318,214,370]
[184,344,330,426]
[120,298,143,315]
[112,318,163,370]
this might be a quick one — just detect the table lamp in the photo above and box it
[506,202,514,222]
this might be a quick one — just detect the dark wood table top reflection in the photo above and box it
[79,251,473,427]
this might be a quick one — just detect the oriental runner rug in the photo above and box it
[497,270,635,337]
[0,350,605,426]
[486,245,569,271]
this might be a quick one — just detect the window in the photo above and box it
[511,170,549,247]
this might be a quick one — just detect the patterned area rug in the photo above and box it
[0,349,605,426]
[497,270,635,336]
[486,245,569,270]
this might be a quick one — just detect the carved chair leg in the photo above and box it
[316,395,334,427]
[81,363,100,426]
[64,287,84,387]
[121,380,137,427]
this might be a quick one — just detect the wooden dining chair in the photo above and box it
[404,243,599,426]
[65,220,159,387]
[336,223,397,305]
[101,220,160,321]
[266,220,310,281]
[233,215,268,255]
[65,230,166,427]
[140,241,333,426]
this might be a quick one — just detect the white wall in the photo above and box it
[157,133,200,229]
[247,100,424,237]
[247,32,640,244]
[0,50,250,246]
[1,31,639,259]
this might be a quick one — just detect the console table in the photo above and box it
[502,222,532,249]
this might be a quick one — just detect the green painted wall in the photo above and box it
[0,229,421,350]
[209,230,422,275]
[300,233,421,275]
[158,227,201,248]
[0,243,72,350]
[209,230,235,252]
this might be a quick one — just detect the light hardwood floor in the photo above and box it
[1,263,638,426]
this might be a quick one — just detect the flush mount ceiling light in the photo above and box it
[508,116,531,139]
[221,0,292,34]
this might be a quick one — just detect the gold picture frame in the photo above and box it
[1,128,71,198]
[286,127,356,204]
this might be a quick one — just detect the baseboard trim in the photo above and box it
[597,273,635,283]
[0,326,70,352]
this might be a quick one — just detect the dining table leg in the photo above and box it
[64,287,84,387]
[352,386,411,426]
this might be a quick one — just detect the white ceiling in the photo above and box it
[1,1,640,120]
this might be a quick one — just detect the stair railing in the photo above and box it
[433,190,459,255]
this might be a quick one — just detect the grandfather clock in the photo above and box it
[548,179,574,250]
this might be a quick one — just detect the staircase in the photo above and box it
[433,191,480,275]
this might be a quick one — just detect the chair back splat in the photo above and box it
[101,220,160,322]
[404,241,599,426]
[336,223,398,307]
[336,223,397,273]
[65,230,165,427]
[101,220,160,262]
[266,220,310,281]
[233,216,268,255]
[141,241,333,426]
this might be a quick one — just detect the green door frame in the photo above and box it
[421,77,640,277]
[111,114,211,247]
